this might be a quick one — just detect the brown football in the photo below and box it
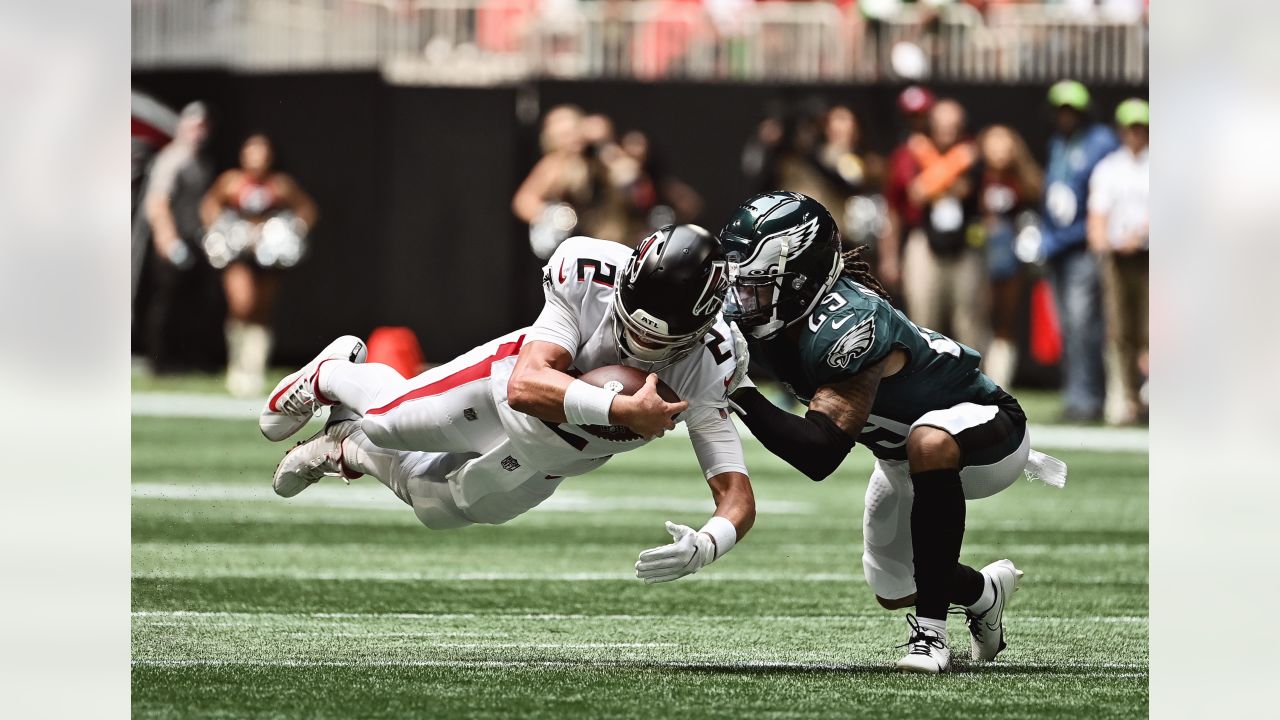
[575,365,680,442]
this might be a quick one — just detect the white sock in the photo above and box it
[316,361,407,414]
[916,616,947,638]
[966,575,997,615]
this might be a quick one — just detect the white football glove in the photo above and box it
[727,322,751,394]
[634,521,716,584]
[725,322,754,415]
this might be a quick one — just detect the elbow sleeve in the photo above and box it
[795,410,856,481]
[733,388,855,481]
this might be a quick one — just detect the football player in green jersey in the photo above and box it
[719,192,1066,673]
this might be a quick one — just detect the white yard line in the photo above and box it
[130,482,814,515]
[131,392,1148,452]
[130,657,1148,673]
[130,567,1148,584]
[131,610,1148,624]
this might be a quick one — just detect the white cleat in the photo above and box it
[963,559,1024,661]
[894,615,951,674]
[259,335,366,441]
[272,421,358,498]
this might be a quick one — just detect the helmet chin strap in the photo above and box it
[623,329,671,362]
[750,238,790,340]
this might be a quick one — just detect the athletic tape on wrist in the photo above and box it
[699,516,737,561]
[563,379,619,426]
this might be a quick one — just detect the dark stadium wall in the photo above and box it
[132,71,1144,371]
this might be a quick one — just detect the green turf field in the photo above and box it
[132,412,1148,718]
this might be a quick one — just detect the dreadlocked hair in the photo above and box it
[840,244,892,300]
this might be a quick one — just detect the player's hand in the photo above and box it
[612,374,687,439]
[634,521,715,584]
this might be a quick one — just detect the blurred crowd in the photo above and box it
[476,0,1151,20]
[131,98,317,397]
[513,104,702,256]
[132,74,1146,426]
[516,79,1148,425]
[467,0,1149,81]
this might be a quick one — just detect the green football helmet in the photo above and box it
[718,192,844,340]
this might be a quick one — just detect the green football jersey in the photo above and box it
[751,276,1010,461]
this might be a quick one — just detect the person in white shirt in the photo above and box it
[1087,98,1149,425]
[258,225,756,583]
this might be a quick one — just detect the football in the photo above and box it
[575,365,680,442]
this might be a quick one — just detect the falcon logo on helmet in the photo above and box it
[611,225,729,371]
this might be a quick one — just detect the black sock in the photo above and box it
[951,563,985,608]
[909,468,966,620]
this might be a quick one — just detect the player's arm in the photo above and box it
[507,345,687,439]
[732,355,892,481]
[635,411,755,584]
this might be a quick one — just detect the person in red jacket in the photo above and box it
[879,85,935,294]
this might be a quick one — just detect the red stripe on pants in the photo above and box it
[365,336,524,416]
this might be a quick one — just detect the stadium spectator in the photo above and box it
[807,104,885,247]
[617,129,703,234]
[514,105,624,256]
[138,101,222,374]
[879,84,935,293]
[1039,80,1118,422]
[975,124,1042,388]
[201,134,318,397]
[1088,98,1149,425]
[745,99,884,248]
[898,98,988,351]
[131,92,178,312]
[740,99,799,197]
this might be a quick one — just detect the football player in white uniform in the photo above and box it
[259,225,755,582]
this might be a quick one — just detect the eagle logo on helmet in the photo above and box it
[825,317,876,368]
[760,214,822,259]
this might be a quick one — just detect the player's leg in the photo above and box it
[894,424,966,673]
[342,342,513,453]
[911,401,1036,664]
[863,461,991,612]
[864,458,976,673]
[862,461,917,609]
[262,334,518,454]
[338,420,478,530]
[271,412,477,530]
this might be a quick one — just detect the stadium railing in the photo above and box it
[131,0,1148,85]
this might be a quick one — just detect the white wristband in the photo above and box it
[699,516,737,561]
[563,379,619,426]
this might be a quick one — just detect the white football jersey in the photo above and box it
[489,236,746,480]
